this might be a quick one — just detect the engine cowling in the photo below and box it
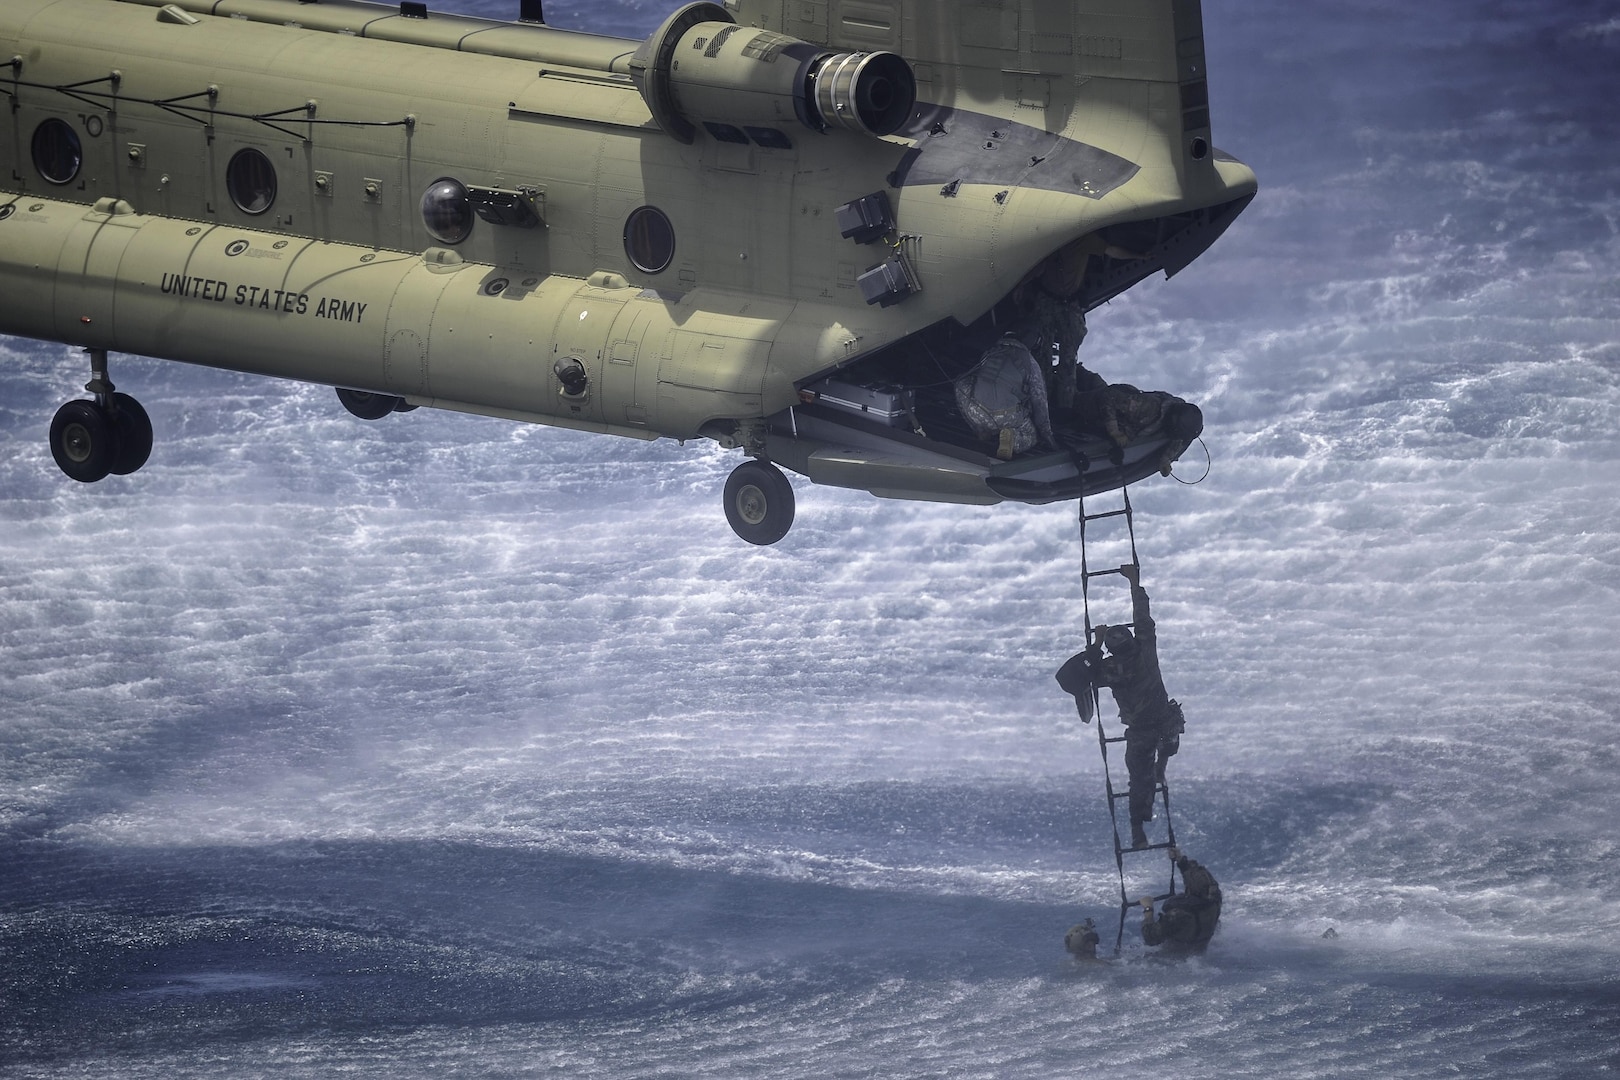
[630,1,916,146]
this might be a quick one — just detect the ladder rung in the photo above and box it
[1082,508,1132,523]
[1117,890,1174,909]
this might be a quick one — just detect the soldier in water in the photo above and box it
[1141,847,1222,951]
[1055,563,1185,848]
[1064,917,1102,961]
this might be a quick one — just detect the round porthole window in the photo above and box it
[420,177,473,244]
[31,119,83,185]
[623,205,675,274]
[226,147,277,215]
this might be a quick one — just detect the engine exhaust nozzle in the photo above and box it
[810,50,915,138]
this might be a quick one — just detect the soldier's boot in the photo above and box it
[1130,821,1150,848]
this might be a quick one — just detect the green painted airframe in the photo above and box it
[0,0,1254,543]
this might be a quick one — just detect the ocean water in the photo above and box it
[2,1,1618,1076]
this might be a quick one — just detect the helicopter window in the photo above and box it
[703,122,750,145]
[420,177,473,244]
[226,147,277,215]
[31,119,83,185]
[745,127,793,151]
[623,205,675,274]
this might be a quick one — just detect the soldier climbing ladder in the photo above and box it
[1062,485,1187,954]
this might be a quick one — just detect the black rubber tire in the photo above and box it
[336,387,401,420]
[723,459,795,545]
[108,392,153,475]
[49,399,118,483]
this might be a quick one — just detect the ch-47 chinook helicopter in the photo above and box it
[1,0,1254,543]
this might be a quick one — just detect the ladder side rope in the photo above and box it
[1076,487,1129,949]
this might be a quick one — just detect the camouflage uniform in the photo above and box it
[1142,853,1222,951]
[1018,288,1089,413]
[955,336,1056,459]
[1014,242,1202,475]
[1085,579,1184,837]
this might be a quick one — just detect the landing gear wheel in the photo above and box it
[723,459,795,545]
[108,393,153,475]
[336,387,404,420]
[50,400,117,483]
